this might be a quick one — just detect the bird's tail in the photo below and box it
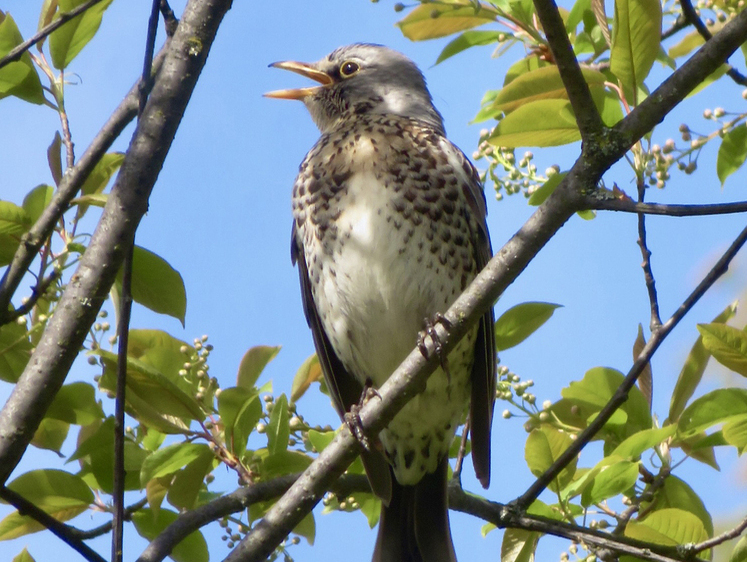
[372,457,457,562]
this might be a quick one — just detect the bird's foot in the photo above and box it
[417,312,452,379]
[344,379,381,453]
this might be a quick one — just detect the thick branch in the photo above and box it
[0,0,109,70]
[516,220,747,508]
[0,0,233,485]
[0,46,168,325]
[0,486,106,562]
[532,0,605,139]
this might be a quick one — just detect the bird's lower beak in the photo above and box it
[265,61,333,100]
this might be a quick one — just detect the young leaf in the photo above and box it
[262,449,314,478]
[717,124,747,186]
[397,4,499,41]
[0,317,33,383]
[291,353,323,402]
[75,152,124,219]
[7,469,94,509]
[132,509,208,562]
[524,425,576,491]
[494,301,562,351]
[730,535,747,562]
[237,345,281,389]
[489,99,581,148]
[167,447,215,511]
[678,388,747,436]
[0,13,44,104]
[633,325,652,409]
[116,246,187,325]
[22,185,54,225]
[31,418,69,453]
[625,508,708,546]
[0,201,32,267]
[436,30,503,64]
[13,548,36,562]
[501,528,541,562]
[47,132,63,185]
[528,172,566,206]
[697,323,747,377]
[45,381,104,425]
[218,386,262,457]
[580,459,639,507]
[722,415,747,454]
[611,425,676,459]
[140,442,210,487]
[609,0,661,104]
[670,302,736,422]
[267,394,290,455]
[641,475,713,536]
[49,0,115,70]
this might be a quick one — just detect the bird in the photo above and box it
[266,43,496,562]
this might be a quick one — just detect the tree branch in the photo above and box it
[0,0,234,485]
[679,0,747,86]
[687,513,747,555]
[0,486,106,562]
[515,220,747,508]
[584,197,747,216]
[532,0,605,139]
[0,45,168,326]
[0,0,110,71]
[636,179,662,329]
[2,270,60,324]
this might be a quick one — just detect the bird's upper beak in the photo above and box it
[265,61,333,100]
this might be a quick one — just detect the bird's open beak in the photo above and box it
[265,61,333,100]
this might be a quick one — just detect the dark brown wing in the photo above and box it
[459,153,496,490]
[291,224,393,504]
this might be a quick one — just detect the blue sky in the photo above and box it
[2,0,747,561]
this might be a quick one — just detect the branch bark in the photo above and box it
[0,0,234,485]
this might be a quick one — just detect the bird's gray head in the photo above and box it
[265,43,444,134]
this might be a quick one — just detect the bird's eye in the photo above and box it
[339,61,360,77]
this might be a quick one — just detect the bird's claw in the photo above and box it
[417,312,452,378]
[344,380,381,453]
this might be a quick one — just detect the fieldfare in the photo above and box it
[267,43,496,562]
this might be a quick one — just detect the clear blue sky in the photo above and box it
[2,0,747,561]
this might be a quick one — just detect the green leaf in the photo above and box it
[581,459,639,506]
[0,201,32,267]
[642,475,713,536]
[723,415,747,454]
[561,367,652,436]
[167,447,215,511]
[262,450,314,478]
[501,528,541,562]
[626,508,708,546]
[116,246,187,325]
[612,426,676,459]
[45,381,104,425]
[0,13,44,104]
[307,428,336,452]
[494,302,562,351]
[436,30,503,64]
[503,56,550,86]
[609,0,661,103]
[13,548,36,562]
[47,131,63,186]
[488,99,580,148]
[633,325,652,409]
[0,317,32,383]
[218,386,262,457]
[678,388,747,436]
[5,468,93,512]
[397,4,499,41]
[267,394,290,455]
[670,303,736,422]
[668,30,704,59]
[528,172,566,206]
[132,508,208,562]
[237,345,281,389]
[49,0,115,69]
[75,152,124,219]
[291,353,322,402]
[22,185,54,224]
[489,66,607,114]
[524,425,576,492]
[31,418,69,453]
[697,323,747,377]
[717,124,747,186]
[730,535,747,562]
[140,443,211,487]
[293,512,316,545]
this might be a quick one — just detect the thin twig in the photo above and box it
[73,498,148,540]
[0,486,106,562]
[515,221,747,508]
[159,0,179,37]
[111,242,134,562]
[662,14,690,40]
[140,0,161,113]
[636,178,662,329]
[687,513,747,554]
[3,271,60,324]
[679,0,747,86]
[585,197,747,216]
[0,0,109,71]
